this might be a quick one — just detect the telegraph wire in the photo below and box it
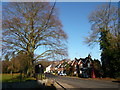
[35,0,57,63]
[45,0,57,28]
[108,0,111,20]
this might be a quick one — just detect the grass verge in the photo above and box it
[0,73,36,83]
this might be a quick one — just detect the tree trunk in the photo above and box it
[26,53,34,77]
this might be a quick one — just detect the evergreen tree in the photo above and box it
[85,3,120,78]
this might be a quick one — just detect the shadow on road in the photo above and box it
[43,83,56,90]
[112,81,120,83]
[2,80,57,90]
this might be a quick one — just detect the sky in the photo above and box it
[55,2,102,61]
[1,1,119,61]
[35,2,118,61]
[49,2,118,61]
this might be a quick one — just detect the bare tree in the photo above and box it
[85,3,120,77]
[85,4,119,46]
[2,2,68,75]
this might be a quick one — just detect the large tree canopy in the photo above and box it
[86,4,119,46]
[2,2,68,62]
[85,3,120,78]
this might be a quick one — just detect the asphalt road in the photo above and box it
[45,74,120,89]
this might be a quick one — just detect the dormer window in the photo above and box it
[88,63,90,67]
[80,63,83,68]
[75,65,76,68]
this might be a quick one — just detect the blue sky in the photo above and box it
[52,2,118,61]
[2,1,118,61]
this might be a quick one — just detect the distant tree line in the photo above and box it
[2,51,53,75]
[2,51,31,74]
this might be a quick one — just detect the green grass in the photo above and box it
[1,73,36,82]
[1,73,46,83]
[1,73,20,82]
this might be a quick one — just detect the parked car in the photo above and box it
[59,73,67,76]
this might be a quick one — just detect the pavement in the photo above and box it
[38,78,75,88]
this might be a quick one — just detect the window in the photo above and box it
[88,63,90,67]
[80,63,83,68]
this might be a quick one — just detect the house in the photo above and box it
[71,58,80,76]
[44,56,95,78]
[78,54,93,78]
[45,64,52,73]
[55,59,67,75]
[71,54,93,78]
[44,61,59,73]
[45,59,68,75]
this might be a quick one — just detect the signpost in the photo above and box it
[35,64,44,80]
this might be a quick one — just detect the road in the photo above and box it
[45,74,120,89]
